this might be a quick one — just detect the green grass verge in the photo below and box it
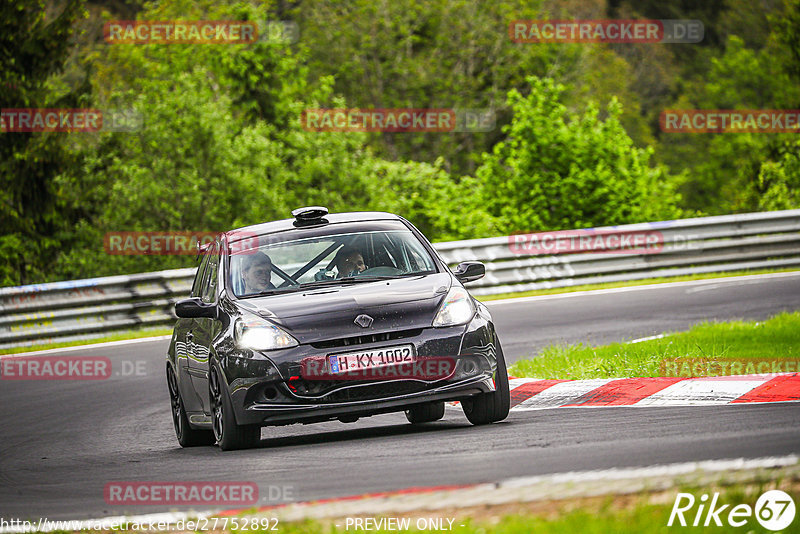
[509,311,800,380]
[0,327,173,355]
[476,268,800,302]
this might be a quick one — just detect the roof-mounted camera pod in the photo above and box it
[292,206,329,227]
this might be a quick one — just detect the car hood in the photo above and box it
[235,273,453,343]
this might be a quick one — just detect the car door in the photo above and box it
[173,249,210,417]
[187,241,221,414]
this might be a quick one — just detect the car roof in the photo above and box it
[225,211,404,241]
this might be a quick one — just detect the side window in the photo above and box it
[191,251,211,298]
[200,243,219,304]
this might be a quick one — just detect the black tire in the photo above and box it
[167,367,215,447]
[209,367,260,451]
[405,401,445,424]
[462,339,510,425]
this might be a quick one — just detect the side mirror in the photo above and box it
[175,297,217,319]
[453,261,485,283]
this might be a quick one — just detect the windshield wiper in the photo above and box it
[242,276,398,297]
[241,288,293,297]
[297,276,396,289]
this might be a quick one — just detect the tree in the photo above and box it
[50,0,491,279]
[296,0,655,175]
[0,0,88,285]
[661,24,800,213]
[757,140,800,210]
[476,77,682,233]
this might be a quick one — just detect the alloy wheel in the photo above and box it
[167,369,184,439]
[210,369,224,443]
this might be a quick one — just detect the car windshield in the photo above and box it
[228,222,438,297]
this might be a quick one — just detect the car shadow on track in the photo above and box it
[162,413,514,455]
[252,420,471,450]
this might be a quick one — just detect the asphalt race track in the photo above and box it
[1,273,799,520]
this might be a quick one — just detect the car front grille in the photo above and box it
[323,381,428,402]
[310,328,422,349]
[286,376,431,401]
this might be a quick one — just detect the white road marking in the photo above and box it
[627,333,668,344]
[515,378,615,410]
[1,335,172,357]
[508,377,543,388]
[484,271,800,307]
[684,277,785,294]
[633,377,772,406]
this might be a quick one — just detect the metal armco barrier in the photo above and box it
[1,210,799,349]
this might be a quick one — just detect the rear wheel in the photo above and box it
[167,367,214,447]
[462,339,510,425]
[209,367,260,451]
[405,401,445,424]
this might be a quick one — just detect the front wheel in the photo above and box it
[167,367,214,447]
[209,367,260,451]
[462,339,510,425]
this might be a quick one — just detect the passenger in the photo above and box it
[334,246,367,278]
[241,252,275,294]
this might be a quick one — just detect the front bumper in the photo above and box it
[239,375,494,425]
[220,315,498,427]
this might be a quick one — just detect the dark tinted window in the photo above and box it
[200,243,219,303]
[228,221,438,297]
[190,250,211,298]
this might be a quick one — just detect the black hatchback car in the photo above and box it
[166,207,510,450]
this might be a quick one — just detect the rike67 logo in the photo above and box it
[668,490,795,531]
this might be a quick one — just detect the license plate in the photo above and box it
[328,344,415,374]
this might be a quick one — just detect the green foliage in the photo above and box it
[774,0,800,78]
[476,77,682,233]
[297,0,657,175]
[660,6,800,214]
[49,0,495,279]
[4,0,800,285]
[0,0,88,285]
[758,139,800,210]
[365,159,500,241]
[683,34,799,213]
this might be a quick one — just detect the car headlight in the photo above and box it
[235,318,299,351]
[432,286,476,327]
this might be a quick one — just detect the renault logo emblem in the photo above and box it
[354,314,373,328]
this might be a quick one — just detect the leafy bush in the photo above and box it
[476,77,682,234]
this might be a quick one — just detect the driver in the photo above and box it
[334,246,367,278]
[241,251,275,294]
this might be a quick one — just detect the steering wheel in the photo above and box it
[360,266,404,276]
